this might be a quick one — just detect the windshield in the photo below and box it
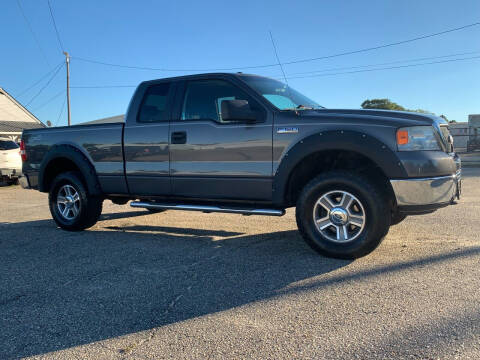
[0,140,19,150]
[241,77,323,110]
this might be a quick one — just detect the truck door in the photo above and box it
[124,81,174,196]
[170,78,273,200]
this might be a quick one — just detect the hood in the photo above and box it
[296,108,450,150]
[300,108,446,127]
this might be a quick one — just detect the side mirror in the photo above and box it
[221,99,258,122]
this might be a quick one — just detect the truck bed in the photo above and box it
[22,122,126,193]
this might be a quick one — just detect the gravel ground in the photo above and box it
[0,169,479,360]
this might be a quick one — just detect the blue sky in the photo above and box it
[2,0,479,125]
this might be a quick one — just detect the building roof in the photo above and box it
[80,115,124,125]
[448,122,468,128]
[0,88,45,133]
[0,120,45,134]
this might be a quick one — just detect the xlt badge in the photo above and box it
[277,127,299,134]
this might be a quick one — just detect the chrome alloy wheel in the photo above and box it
[56,184,81,220]
[313,190,366,243]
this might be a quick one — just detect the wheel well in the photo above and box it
[284,150,395,207]
[42,157,83,192]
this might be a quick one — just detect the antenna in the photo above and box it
[269,31,296,112]
[269,31,289,86]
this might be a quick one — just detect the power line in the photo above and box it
[26,63,64,106]
[287,50,480,76]
[71,85,136,88]
[54,94,67,127]
[46,0,64,52]
[68,50,480,89]
[32,89,65,111]
[284,55,480,80]
[70,56,200,72]
[70,55,480,88]
[16,0,51,67]
[71,21,480,71]
[281,22,480,66]
[16,61,64,97]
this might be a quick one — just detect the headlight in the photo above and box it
[396,126,441,151]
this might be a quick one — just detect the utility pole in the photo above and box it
[63,51,71,126]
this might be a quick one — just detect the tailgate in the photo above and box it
[0,149,21,169]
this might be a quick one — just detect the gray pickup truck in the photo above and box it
[20,73,461,258]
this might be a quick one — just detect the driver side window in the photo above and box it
[181,80,260,123]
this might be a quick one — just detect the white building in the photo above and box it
[0,87,45,142]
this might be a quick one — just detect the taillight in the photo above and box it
[20,139,27,161]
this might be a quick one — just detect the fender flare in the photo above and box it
[38,144,102,195]
[272,130,407,205]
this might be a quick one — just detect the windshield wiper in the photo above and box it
[283,105,314,111]
[283,105,325,111]
[296,105,314,110]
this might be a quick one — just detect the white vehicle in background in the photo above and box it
[0,137,22,184]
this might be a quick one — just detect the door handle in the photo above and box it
[171,131,187,144]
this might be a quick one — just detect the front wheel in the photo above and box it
[296,171,391,259]
[49,171,103,231]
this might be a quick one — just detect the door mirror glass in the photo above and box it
[220,99,258,122]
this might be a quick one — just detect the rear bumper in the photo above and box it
[0,168,21,179]
[390,169,461,215]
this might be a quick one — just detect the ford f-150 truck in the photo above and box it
[20,73,461,259]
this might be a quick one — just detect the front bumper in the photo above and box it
[390,168,461,214]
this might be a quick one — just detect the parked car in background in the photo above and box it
[0,137,22,184]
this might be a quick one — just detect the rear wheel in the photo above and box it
[49,171,103,231]
[296,171,391,259]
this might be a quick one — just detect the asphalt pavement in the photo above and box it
[1,169,479,359]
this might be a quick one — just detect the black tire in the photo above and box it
[296,170,391,259]
[391,212,407,226]
[49,171,103,231]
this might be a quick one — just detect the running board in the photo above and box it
[130,201,285,216]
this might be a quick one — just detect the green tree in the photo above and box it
[361,99,433,115]
[414,109,433,114]
[361,99,405,111]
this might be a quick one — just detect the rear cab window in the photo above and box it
[137,82,172,123]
